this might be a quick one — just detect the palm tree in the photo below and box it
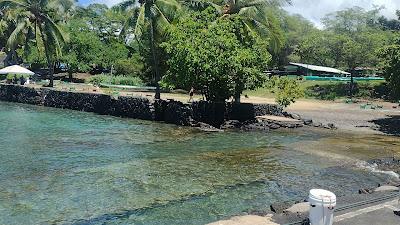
[0,0,73,87]
[117,0,181,99]
[186,0,291,53]
[0,6,21,64]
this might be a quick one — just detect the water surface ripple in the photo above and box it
[0,102,398,225]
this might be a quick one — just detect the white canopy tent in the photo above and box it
[0,65,34,75]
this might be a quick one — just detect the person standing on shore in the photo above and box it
[188,87,195,102]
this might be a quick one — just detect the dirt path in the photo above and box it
[283,99,400,135]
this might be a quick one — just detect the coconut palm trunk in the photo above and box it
[39,25,55,87]
[118,0,181,100]
[146,3,161,99]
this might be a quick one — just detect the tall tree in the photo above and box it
[118,0,181,99]
[185,0,291,53]
[379,36,400,100]
[0,0,73,87]
[162,8,271,102]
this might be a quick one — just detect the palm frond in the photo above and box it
[238,0,291,8]
[0,0,28,8]
[42,14,68,42]
[116,0,137,11]
[180,0,221,12]
[48,0,75,14]
[154,0,181,22]
[23,25,34,57]
[152,4,170,35]
[6,18,29,50]
[133,5,146,40]
[120,7,139,39]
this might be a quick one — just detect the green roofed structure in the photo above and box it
[290,62,351,77]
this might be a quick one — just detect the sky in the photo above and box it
[285,0,400,28]
[78,0,400,28]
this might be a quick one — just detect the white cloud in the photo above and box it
[284,0,400,28]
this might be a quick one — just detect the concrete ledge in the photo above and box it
[206,215,279,225]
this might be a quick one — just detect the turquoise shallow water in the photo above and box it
[0,102,396,225]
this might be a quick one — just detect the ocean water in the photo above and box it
[0,101,398,225]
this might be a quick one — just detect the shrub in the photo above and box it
[6,74,30,80]
[88,74,143,86]
[267,77,304,107]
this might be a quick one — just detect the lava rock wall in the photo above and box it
[0,84,282,127]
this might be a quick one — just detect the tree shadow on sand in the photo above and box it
[370,115,400,136]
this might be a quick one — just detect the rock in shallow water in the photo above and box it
[284,202,310,214]
[270,202,293,214]
[374,185,400,192]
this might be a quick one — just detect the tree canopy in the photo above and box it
[162,8,271,102]
[0,1,399,102]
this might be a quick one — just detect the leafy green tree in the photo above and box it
[295,31,332,66]
[378,10,400,31]
[379,37,400,100]
[162,8,271,102]
[0,0,74,87]
[60,17,139,80]
[276,11,316,67]
[114,54,144,77]
[118,0,182,99]
[322,6,382,34]
[61,19,101,79]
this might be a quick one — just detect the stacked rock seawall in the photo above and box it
[0,84,283,127]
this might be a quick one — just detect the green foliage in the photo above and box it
[0,0,72,86]
[293,6,396,71]
[161,8,271,102]
[88,74,144,86]
[60,18,141,77]
[379,37,400,100]
[16,44,47,69]
[185,0,290,55]
[61,19,103,73]
[6,73,30,80]
[304,81,387,100]
[322,6,382,34]
[114,54,144,77]
[266,77,304,107]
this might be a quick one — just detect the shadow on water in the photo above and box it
[370,115,400,136]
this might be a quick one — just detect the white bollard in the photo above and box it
[308,189,336,225]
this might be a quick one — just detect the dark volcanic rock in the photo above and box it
[313,122,323,127]
[163,100,193,126]
[367,157,400,174]
[270,202,293,214]
[220,120,242,129]
[0,84,42,104]
[303,119,313,126]
[0,84,299,130]
[290,113,302,120]
[358,188,373,194]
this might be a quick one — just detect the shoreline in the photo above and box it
[2,83,400,135]
[0,84,285,129]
